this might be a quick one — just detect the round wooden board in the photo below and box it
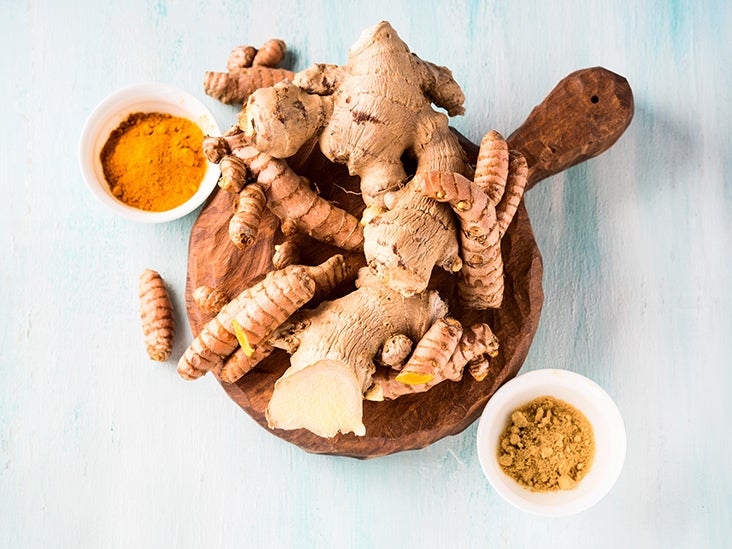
[184,67,633,458]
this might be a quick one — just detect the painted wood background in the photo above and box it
[1,1,730,547]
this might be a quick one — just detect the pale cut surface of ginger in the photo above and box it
[266,359,366,438]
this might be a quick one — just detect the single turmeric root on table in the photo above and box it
[139,269,175,362]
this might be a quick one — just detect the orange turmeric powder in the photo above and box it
[100,112,206,212]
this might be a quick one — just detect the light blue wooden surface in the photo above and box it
[1,1,730,547]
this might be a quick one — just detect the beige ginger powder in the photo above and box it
[497,396,595,491]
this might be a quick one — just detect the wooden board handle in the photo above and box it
[506,67,633,189]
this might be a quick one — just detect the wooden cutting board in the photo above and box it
[184,67,633,458]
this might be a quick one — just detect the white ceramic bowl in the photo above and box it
[476,369,626,516]
[79,83,221,223]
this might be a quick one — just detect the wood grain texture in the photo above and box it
[184,68,632,457]
[2,1,731,548]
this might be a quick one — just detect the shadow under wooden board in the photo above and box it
[185,67,633,459]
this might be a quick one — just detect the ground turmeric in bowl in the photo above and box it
[100,112,206,211]
[497,396,595,491]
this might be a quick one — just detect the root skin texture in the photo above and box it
[242,21,468,208]
[272,233,304,269]
[266,271,449,437]
[366,321,499,401]
[229,183,267,250]
[177,266,316,380]
[139,269,175,362]
[204,67,295,105]
[363,186,460,297]
[203,131,364,252]
[192,285,231,315]
[252,39,286,67]
[204,39,292,105]
[379,334,413,369]
[410,130,528,310]
[396,318,463,384]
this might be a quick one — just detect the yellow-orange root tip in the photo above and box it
[395,371,434,385]
[231,319,255,357]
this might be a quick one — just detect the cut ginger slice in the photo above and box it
[266,359,366,438]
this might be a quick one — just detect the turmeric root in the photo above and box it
[180,256,358,383]
[177,265,316,380]
[395,318,463,385]
[497,150,529,237]
[203,131,364,252]
[474,130,509,203]
[220,343,275,384]
[365,321,499,401]
[139,269,175,362]
[229,183,267,250]
[204,39,294,105]
[252,39,286,67]
[226,46,257,71]
[242,21,469,208]
[192,285,231,315]
[381,131,527,309]
[272,233,304,269]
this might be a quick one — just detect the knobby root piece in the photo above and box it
[252,39,286,67]
[272,233,304,269]
[301,254,361,304]
[468,357,492,382]
[218,154,250,193]
[219,343,275,384]
[474,130,509,203]
[363,186,461,296]
[496,150,529,236]
[139,269,175,362]
[242,80,333,158]
[177,265,316,380]
[192,286,231,315]
[229,183,267,249]
[411,132,528,309]
[226,46,257,71]
[414,169,502,309]
[204,133,364,252]
[379,334,413,369]
[396,318,463,385]
[446,322,499,375]
[365,322,499,401]
[204,66,295,105]
[243,22,468,208]
[266,273,448,437]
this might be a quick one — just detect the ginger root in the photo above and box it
[139,269,175,362]
[187,23,514,440]
[364,130,527,309]
[204,39,293,105]
[241,21,469,208]
[266,269,449,437]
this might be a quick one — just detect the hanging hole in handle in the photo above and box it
[590,95,600,104]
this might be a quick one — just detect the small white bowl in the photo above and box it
[79,83,221,223]
[476,369,626,516]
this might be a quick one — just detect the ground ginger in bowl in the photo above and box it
[497,396,595,491]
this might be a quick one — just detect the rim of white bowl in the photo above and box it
[78,82,221,223]
[476,369,626,517]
